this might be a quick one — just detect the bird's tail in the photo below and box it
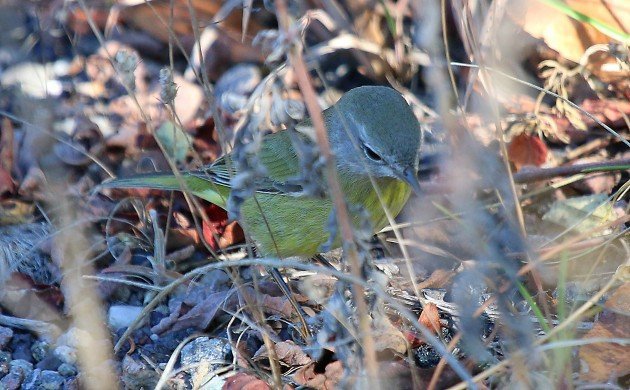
[99,172,228,208]
[100,173,187,191]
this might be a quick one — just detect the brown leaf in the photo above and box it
[508,133,548,170]
[254,341,312,367]
[419,303,442,335]
[119,0,264,80]
[53,116,104,167]
[579,283,630,382]
[223,373,270,390]
[417,269,456,290]
[1,117,14,173]
[509,0,629,63]
[372,313,408,354]
[170,289,231,332]
[0,168,15,196]
[192,116,222,163]
[66,4,111,35]
[18,167,47,201]
[293,361,343,390]
[218,221,244,249]
[201,204,240,250]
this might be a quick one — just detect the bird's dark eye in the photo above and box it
[363,145,383,162]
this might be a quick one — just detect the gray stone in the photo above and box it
[180,337,231,370]
[31,341,50,362]
[0,351,10,376]
[0,351,11,363]
[9,359,33,378]
[107,305,143,330]
[0,372,22,390]
[57,363,77,377]
[0,327,13,349]
[53,346,76,365]
[25,369,64,390]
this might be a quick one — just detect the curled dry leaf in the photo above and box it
[419,303,442,335]
[253,341,312,367]
[579,283,630,382]
[293,360,343,390]
[201,204,244,251]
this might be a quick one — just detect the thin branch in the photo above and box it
[513,158,630,183]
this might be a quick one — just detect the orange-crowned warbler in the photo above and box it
[102,86,422,258]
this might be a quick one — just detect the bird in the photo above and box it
[102,86,422,259]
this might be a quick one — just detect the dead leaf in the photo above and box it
[119,0,264,80]
[66,4,111,35]
[1,117,14,173]
[293,361,343,390]
[171,74,204,125]
[223,373,270,390]
[18,167,47,201]
[0,168,15,196]
[509,0,629,63]
[254,341,312,367]
[201,204,243,251]
[570,157,619,195]
[508,133,548,170]
[373,312,408,354]
[170,289,232,332]
[192,116,223,163]
[542,194,615,234]
[579,283,630,382]
[419,303,441,334]
[417,269,456,290]
[53,116,105,167]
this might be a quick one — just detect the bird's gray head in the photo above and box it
[325,86,421,192]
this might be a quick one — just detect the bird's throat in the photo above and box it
[339,173,412,233]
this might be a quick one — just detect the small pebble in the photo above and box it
[35,354,63,371]
[9,359,33,378]
[0,372,23,390]
[0,351,11,376]
[58,363,77,377]
[180,337,231,372]
[121,355,159,389]
[53,346,77,365]
[0,327,13,349]
[23,369,64,390]
[31,341,50,362]
[108,305,143,330]
[63,376,80,390]
[9,333,34,362]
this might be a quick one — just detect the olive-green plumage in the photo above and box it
[102,86,421,258]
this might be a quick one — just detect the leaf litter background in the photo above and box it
[0,0,629,389]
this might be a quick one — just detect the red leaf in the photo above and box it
[508,133,548,170]
[223,373,270,390]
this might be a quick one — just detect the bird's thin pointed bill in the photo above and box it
[400,168,421,195]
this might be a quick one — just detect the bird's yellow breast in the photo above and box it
[239,175,411,258]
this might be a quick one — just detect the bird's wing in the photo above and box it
[190,129,308,195]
